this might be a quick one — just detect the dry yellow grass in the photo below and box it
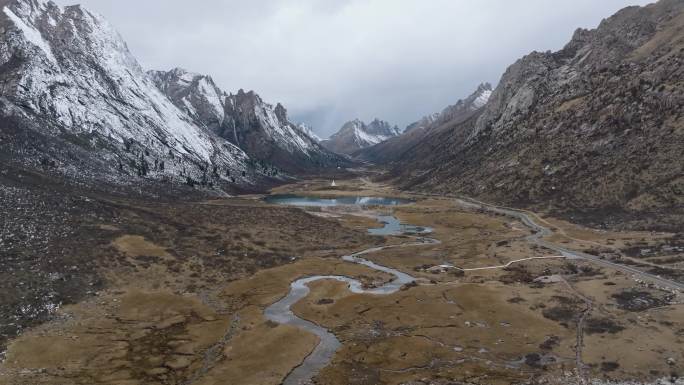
[2,179,681,385]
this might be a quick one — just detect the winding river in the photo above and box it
[263,194,684,385]
[264,195,438,385]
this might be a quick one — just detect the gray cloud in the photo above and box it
[55,0,652,137]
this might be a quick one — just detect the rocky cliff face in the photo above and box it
[296,123,322,142]
[0,0,263,192]
[323,118,400,155]
[0,0,341,195]
[150,68,343,173]
[357,83,492,163]
[147,68,227,134]
[389,0,684,230]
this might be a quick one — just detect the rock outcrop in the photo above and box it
[356,83,492,164]
[0,0,342,195]
[150,68,343,173]
[388,0,684,230]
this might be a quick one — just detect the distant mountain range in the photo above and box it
[356,83,493,163]
[1,0,681,230]
[322,118,400,155]
[365,0,684,230]
[0,0,342,194]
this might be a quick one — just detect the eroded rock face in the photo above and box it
[389,0,684,231]
[0,0,263,189]
[150,69,344,173]
[147,68,226,134]
[0,0,341,192]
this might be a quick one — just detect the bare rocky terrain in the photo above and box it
[368,0,684,232]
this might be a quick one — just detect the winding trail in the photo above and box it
[458,256,567,272]
[558,275,593,384]
[453,198,684,292]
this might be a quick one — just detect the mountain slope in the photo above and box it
[389,0,684,230]
[323,118,400,155]
[0,0,264,193]
[296,123,322,142]
[356,83,492,164]
[150,68,343,173]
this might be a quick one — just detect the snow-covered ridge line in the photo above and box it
[405,82,493,134]
[0,0,340,189]
[297,123,322,142]
[323,118,400,154]
[0,0,257,188]
[148,68,338,171]
[473,88,493,109]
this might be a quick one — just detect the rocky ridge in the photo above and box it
[0,0,340,195]
[323,118,400,155]
[356,83,492,164]
[387,0,684,231]
[149,68,342,173]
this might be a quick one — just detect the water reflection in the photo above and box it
[264,194,413,207]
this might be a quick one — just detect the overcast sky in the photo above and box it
[56,0,652,138]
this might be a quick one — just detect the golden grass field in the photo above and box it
[1,178,681,385]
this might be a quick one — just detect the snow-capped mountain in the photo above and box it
[471,84,493,109]
[414,83,492,133]
[405,84,492,134]
[0,0,341,192]
[404,113,438,134]
[356,83,492,163]
[0,0,258,190]
[149,68,342,172]
[323,118,400,155]
[296,123,322,143]
[147,68,227,134]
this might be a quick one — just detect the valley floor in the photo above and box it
[0,177,683,385]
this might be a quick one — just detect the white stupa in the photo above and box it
[331,180,337,187]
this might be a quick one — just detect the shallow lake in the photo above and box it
[264,194,413,207]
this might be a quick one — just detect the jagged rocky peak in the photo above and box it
[355,82,493,164]
[474,0,684,141]
[148,67,227,132]
[405,82,492,134]
[147,67,344,171]
[323,118,400,155]
[404,113,439,133]
[296,123,322,142]
[562,0,683,68]
[443,82,493,118]
[472,82,493,108]
[220,88,343,170]
[337,118,399,138]
[365,118,401,137]
[274,102,288,125]
[0,0,251,168]
[0,0,263,190]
